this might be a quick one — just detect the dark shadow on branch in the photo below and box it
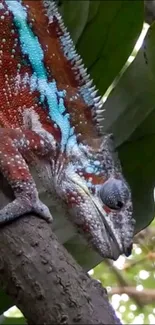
[145,0,155,25]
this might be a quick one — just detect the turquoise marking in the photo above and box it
[94,160,100,166]
[5,0,77,151]
[85,166,95,174]
[30,73,37,92]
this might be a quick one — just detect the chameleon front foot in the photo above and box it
[0,197,53,224]
[0,130,53,225]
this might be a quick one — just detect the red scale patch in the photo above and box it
[23,0,101,146]
[0,0,61,142]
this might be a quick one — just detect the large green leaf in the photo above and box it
[102,23,155,233]
[77,0,144,94]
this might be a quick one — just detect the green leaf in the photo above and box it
[60,1,143,94]
[0,290,13,316]
[87,1,100,24]
[59,1,90,44]
[77,0,144,94]
[103,23,155,233]
[1,317,26,325]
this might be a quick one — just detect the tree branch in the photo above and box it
[104,260,143,308]
[110,287,155,305]
[0,177,121,324]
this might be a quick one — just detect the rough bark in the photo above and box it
[0,177,121,325]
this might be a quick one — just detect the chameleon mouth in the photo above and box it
[94,199,133,259]
[109,236,121,260]
[90,194,133,260]
[90,195,121,245]
[97,207,122,260]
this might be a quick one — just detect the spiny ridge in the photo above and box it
[43,0,105,130]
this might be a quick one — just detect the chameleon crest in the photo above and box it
[0,0,135,260]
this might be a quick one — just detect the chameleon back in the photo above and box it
[0,0,101,145]
[0,0,135,260]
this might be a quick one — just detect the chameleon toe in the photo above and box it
[32,200,53,223]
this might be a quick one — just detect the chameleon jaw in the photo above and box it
[89,201,123,260]
[91,195,134,259]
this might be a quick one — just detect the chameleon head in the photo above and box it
[54,135,135,260]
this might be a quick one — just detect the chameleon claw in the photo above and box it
[0,197,53,224]
[33,200,53,223]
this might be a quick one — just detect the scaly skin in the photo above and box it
[0,0,135,260]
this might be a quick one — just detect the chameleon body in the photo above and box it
[0,0,135,260]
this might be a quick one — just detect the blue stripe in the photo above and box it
[5,0,77,151]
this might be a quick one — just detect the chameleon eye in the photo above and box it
[98,178,129,210]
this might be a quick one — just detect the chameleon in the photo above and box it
[0,0,135,260]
